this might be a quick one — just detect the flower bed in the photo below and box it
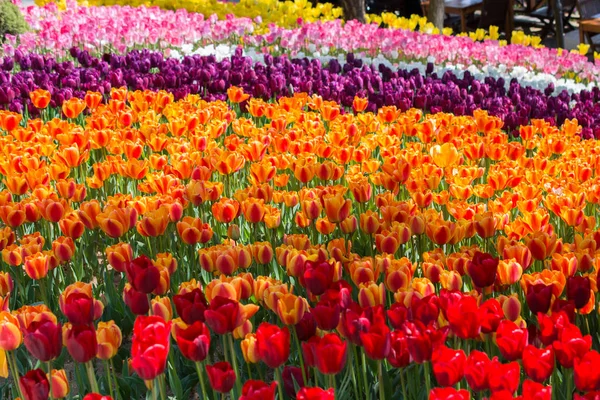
[0,85,598,399]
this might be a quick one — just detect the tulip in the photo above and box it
[0,311,21,351]
[47,369,69,399]
[525,283,553,315]
[429,387,470,400]
[125,255,161,294]
[23,319,62,362]
[131,315,171,381]
[276,294,307,325]
[256,322,290,369]
[487,359,520,394]
[19,369,50,400]
[310,333,348,375]
[83,395,113,400]
[404,321,447,364]
[296,387,335,400]
[173,288,208,325]
[566,275,591,309]
[204,296,244,334]
[303,259,338,296]
[432,345,467,387]
[96,321,122,360]
[553,323,592,368]
[206,361,236,393]
[64,323,98,363]
[575,350,600,392]
[360,319,391,360]
[239,380,277,400]
[175,321,211,362]
[105,243,133,273]
[464,350,491,392]
[522,345,554,383]
[496,320,528,361]
[312,300,341,331]
[123,283,150,315]
[241,333,260,364]
[59,282,104,324]
[445,295,481,339]
[467,251,498,288]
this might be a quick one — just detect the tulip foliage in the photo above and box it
[0,84,599,400]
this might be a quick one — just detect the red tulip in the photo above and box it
[24,319,62,362]
[204,295,244,334]
[123,284,150,315]
[174,321,210,362]
[360,319,391,360]
[60,291,103,324]
[522,345,554,383]
[256,322,290,368]
[404,321,447,364]
[464,350,491,392]
[496,320,528,361]
[553,323,592,368]
[429,387,470,400]
[131,315,171,380]
[294,312,317,341]
[445,295,481,339]
[576,392,600,400]
[173,288,207,324]
[239,380,277,400]
[467,251,498,288]
[296,387,335,400]
[387,330,410,368]
[432,345,466,387]
[487,359,520,394]
[282,366,306,397]
[566,276,591,309]
[206,361,236,393]
[125,255,160,294]
[522,380,552,400]
[575,350,600,392]
[83,395,114,400]
[478,298,503,334]
[311,300,341,331]
[526,283,553,315]
[537,312,569,346]
[19,369,50,400]
[410,294,439,326]
[386,302,408,330]
[64,323,98,363]
[303,260,337,296]
[313,333,347,375]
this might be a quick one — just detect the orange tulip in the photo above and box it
[62,98,86,119]
[24,252,50,280]
[176,216,214,245]
[0,311,21,351]
[105,242,133,273]
[30,89,51,109]
[276,294,307,325]
[96,320,122,360]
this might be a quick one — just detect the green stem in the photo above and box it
[362,350,370,400]
[105,360,115,400]
[110,359,120,400]
[47,362,54,400]
[424,362,432,397]
[275,367,285,400]
[378,361,385,400]
[195,362,209,400]
[566,368,573,400]
[7,352,23,400]
[399,368,407,400]
[86,361,100,393]
[228,333,242,396]
[291,327,308,385]
[38,278,50,308]
[159,374,167,400]
[152,378,159,400]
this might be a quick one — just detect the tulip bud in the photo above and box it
[0,311,21,351]
[227,224,240,241]
[502,294,522,322]
[152,296,173,321]
[47,369,70,399]
[96,321,122,360]
[241,333,260,364]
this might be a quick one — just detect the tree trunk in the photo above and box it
[427,0,445,30]
[340,0,366,23]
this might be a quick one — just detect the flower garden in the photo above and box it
[1,0,600,399]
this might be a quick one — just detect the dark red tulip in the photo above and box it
[410,294,439,326]
[123,284,150,315]
[478,298,503,334]
[553,323,592,368]
[239,380,277,400]
[522,345,554,383]
[432,345,466,387]
[295,312,317,341]
[302,335,319,368]
[338,303,370,345]
[173,288,207,324]
[303,260,336,296]
[386,302,408,329]
[526,283,553,315]
[23,319,62,362]
[125,254,160,294]
[60,292,100,324]
[296,387,335,400]
[206,361,236,393]
[464,350,491,392]
[404,321,447,364]
[575,350,600,392]
[256,322,290,369]
[487,359,520,394]
[387,330,410,368]
[359,319,391,360]
[446,295,481,339]
[131,315,171,380]
[174,321,210,362]
[19,369,50,400]
[282,365,306,397]
[551,298,576,322]
[522,380,551,400]
[429,387,470,400]
[64,323,98,363]
[467,251,498,288]
[496,320,528,361]
[311,300,340,331]
[204,295,243,335]
[567,276,591,309]
[313,333,347,375]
